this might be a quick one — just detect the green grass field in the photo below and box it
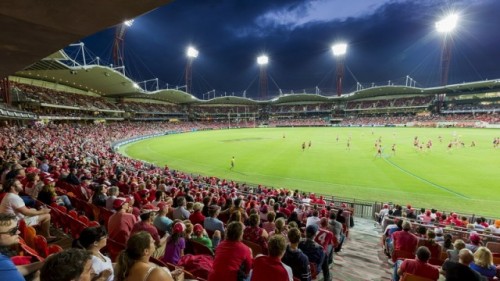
[119,127,500,217]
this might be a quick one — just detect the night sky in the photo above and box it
[77,0,500,99]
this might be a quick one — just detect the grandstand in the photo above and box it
[1,2,499,281]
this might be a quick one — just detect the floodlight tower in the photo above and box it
[112,19,134,73]
[332,43,347,97]
[436,14,458,86]
[185,46,199,94]
[257,55,269,100]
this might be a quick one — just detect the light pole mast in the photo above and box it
[257,55,269,100]
[332,43,347,97]
[185,46,199,94]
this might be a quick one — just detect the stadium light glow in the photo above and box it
[187,46,199,58]
[435,14,458,33]
[133,83,139,89]
[124,19,134,27]
[257,55,269,65]
[332,43,347,56]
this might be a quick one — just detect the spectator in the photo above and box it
[298,225,325,276]
[0,178,54,239]
[243,213,269,254]
[262,211,276,233]
[204,205,225,237]
[189,202,205,226]
[92,184,108,208]
[447,239,466,263]
[208,221,253,281]
[190,224,215,252]
[73,226,113,281]
[0,213,44,281]
[470,247,497,279]
[131,205,166,258]
[107,198,137,244]
[250,235,293,281]
[328,212,345,253]
[172,197,190,220]
[418,230,441,260]
[37,178,73,210]
[153,201,173,235]
[315,217,335,279]
[395,246,439,281]
[466,233,482,253]
[115,231,177,281]
[105,186,119,211]
[392,221,418,256]
[306,210,320,228]
[441,233,454,251]
[282,227,311,281]
[40,248,92,281]
[441,248,484,281]
[162,222,186,265]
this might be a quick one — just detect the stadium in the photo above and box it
[0,1,499,281]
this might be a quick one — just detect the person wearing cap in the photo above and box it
[466,233,482,253]
[376,204,390,224]
[153,201,173,235]
[190,224,215,253]
[250,234,293,281]
[0,178,54,240]
[394,246,439,281]
[299,224,325,277]
[189,202,205,226]
[208,221,253,281]
[107,197,137,245]
[441,248,484,281]
[131,204,166,258]
[204,204,225,238]
[162,222,186,265]
[487,219,500,234]
[37,177,73,210]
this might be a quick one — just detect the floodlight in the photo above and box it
[133,83,139,89]
[332,43,347,56]
[257,55,269,65]
[187,46,199,58]
[124,19,134,27]
[436,14,458,33]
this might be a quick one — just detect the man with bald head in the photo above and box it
[441,248,485,281]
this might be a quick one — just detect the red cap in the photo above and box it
[43,177,55,185]
[193,224,204,235]
[157,202,168,210]
[141,204,159,213]
[172,222,186,234]
[113,197,130,210]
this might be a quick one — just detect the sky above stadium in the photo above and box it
[79,0,500,99]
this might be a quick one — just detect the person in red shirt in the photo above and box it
[395,246,439,281]
[189,202,205,226]
[208,221,252,281]
[251,235,293,281]
[107,197,137,245]
[392,221,418,256]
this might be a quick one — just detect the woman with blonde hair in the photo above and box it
[115,231,180,281]
[470,246,497,279]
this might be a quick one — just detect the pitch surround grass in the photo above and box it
[119,127,500,217]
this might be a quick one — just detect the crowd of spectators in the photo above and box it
[346,96,433,110]
[0,121,359,281]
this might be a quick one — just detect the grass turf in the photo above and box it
[120,127,500,217]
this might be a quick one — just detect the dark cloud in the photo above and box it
[80,0,500,98]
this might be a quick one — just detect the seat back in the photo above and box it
[190,240,214,256]
[48,244,63,255]
[400,273,435,281]
[392,249,415,263]
[242,239,263,258]
[98,207,114,227]
[486,242,500,255]
[34,235,49,258]
[24,226,37,249]
[105,238,126,262]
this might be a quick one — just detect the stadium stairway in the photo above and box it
[329,217,393,281]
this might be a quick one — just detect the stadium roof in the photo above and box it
[0,0,172,80]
